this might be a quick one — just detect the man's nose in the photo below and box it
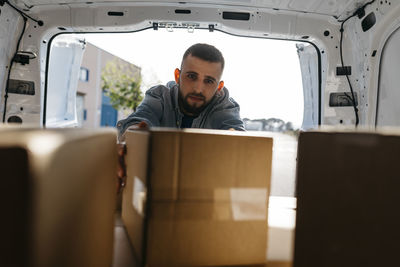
[193,80,204,94]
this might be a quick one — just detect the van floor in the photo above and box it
[113,213,137,266]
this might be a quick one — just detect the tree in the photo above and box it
[101,58,143,112]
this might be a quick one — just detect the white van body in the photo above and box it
[0,0,398,129]
[2,1,400,265]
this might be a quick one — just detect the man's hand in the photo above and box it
[118,121,149,143]
[116,121,149,194]
[128,121,149,131]
[117,143,127,194]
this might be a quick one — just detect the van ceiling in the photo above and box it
[16,0,369,19]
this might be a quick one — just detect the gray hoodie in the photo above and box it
[116,82,245,136]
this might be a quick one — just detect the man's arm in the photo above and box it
[210,94,245,131]
[116,85,165,140]
[221,117,245,131]
[211,107,245,131]
[216,110,245,131]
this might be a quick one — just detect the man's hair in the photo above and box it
[182,43,225,71]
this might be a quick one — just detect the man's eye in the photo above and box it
[187,73,197,80]
[205,79,214,84]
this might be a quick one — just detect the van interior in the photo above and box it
[1,0,400,266]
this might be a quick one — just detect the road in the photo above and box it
[265,132,298,197]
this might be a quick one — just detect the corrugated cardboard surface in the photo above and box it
[122,130,150,264]
[149,130,272,201]
[0,147,31,267]
[147,203,269,266]
[295,130,400,267]
[123,129,273,266]
[0,128,117,267]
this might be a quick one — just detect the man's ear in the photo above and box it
[174,68,180,84]
[217,81,224,91]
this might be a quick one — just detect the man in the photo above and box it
[116,43,244,140]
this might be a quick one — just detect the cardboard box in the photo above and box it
[294,130,400,267]
[0,127,117,267]
[122,129,273,266]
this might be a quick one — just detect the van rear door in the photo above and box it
[297,43,320,130]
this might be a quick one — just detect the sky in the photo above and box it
[84,28,305,127]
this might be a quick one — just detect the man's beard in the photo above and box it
[178,89,209,116]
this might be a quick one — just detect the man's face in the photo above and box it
[177,54,223,116]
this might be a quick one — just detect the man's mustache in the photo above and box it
[186,93,205,100]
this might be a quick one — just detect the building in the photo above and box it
[77,42,141,128]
